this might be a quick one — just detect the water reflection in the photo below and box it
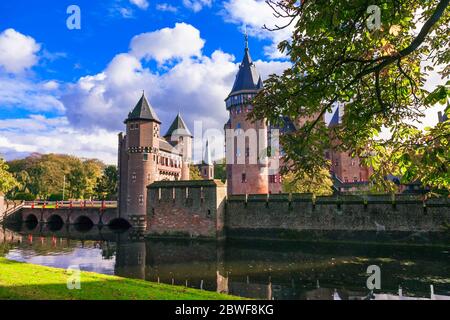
[1,224,449,300]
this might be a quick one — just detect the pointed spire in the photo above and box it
[164,112,192,138]
[228,36,263,96]
[125,91,161,123]
[203,139,212,165]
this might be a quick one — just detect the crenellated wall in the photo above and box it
[146,182,450,240]
[146,180,227,239]
[225,194,450,240]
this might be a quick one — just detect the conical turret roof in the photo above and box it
[228,44,263,97]
[164,112,192,138]
[125,92,161,123]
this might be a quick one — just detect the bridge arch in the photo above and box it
[108,218,131,229]
[24,214,39,231]
[46,214,64,232]
[73,215,94,232]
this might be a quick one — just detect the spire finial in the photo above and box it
[142,90,145,96]
[244,27,248,50]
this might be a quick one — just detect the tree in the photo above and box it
[0,157,18,195]
[282,169,333,196]
[95,165,118,200]
[251,0,450,192]
[214,159,227,183]
[189,165,203,180]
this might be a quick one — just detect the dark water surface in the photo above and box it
[1,224,449,300]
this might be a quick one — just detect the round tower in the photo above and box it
[225,38,269,195]
[124,92,161,225]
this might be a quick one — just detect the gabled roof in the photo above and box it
[125,92,161,123]
[228,45,263,97]
[164,113,192,138]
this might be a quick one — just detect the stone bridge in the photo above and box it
[11,207,130,231]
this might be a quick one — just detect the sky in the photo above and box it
[0,0,446,165]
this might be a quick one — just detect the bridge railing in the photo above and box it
[0,201,25,223]
[23,200,117,209]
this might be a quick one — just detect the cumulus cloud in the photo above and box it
[182,0,213,12]
[0,115,118,164]
[1,24,290,163]
[0,75,65,112]
[129,0,149,10]
[0,28,41,74]
[222,0,294,59]
[130,23,205,64]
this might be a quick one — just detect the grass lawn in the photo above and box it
[0,258,242,300]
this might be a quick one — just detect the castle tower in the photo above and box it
[121,92,161,224]
[164,113,192,180]
[224,38,269,195]
[200,139,214,180]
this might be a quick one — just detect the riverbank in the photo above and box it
[0,258,241,300]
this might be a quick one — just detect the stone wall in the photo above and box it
[146,180,227,239]
[146,182,450,240]
[225,194,450,239]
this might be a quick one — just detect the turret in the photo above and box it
[224,37,269,195]
[200,139,214,180]
[164,113,192,180]
[124,91,161,226]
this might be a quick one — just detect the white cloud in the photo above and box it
[0,115,118,164]
[0,75,65,112]
[129,0,149,10]
[130,23,205,64]
[222,0,294,59]
[182,0,212,12]
[0,28,41,74]
[156,3,178,13]
[1,24,291,163]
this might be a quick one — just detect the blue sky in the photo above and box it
[0,0,293,164]
[0,0,445,164]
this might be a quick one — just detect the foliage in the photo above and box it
[14,192,36,201]
[214,159,227,183]
[94,165,118,200]
[0,157,18,195]
[7,154,106,200]
[282,168,334,196]
[251,0,450,192]
[189,165,203,180]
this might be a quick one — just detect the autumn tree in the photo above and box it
[0,157,18,195]
[95,165,118,200]
[251,0,450,192]
[189,165,203,180]
[282,169,334,196]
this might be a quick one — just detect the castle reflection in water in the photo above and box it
[1,224,449,300]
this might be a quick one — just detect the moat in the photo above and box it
[1,224,449,300]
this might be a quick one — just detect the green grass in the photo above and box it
[0,258,242,300]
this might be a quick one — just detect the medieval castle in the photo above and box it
[117,41,371,217]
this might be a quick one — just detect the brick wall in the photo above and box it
[147,180,226,238]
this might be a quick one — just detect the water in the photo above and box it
[1,224,449,300]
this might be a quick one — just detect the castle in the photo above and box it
[117,94,192,219]
[117,40,373,219]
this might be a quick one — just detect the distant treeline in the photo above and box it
[5,153,118,201]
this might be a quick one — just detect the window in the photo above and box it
[335,160,339,166]
[131,172,137,183]
[245,147,250,158]
[269,175,276,183]
[344,177,348,183]
[138,195,144,206]
[143,153,148,161]
[241,173,247,183]
[354,177,358,182]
